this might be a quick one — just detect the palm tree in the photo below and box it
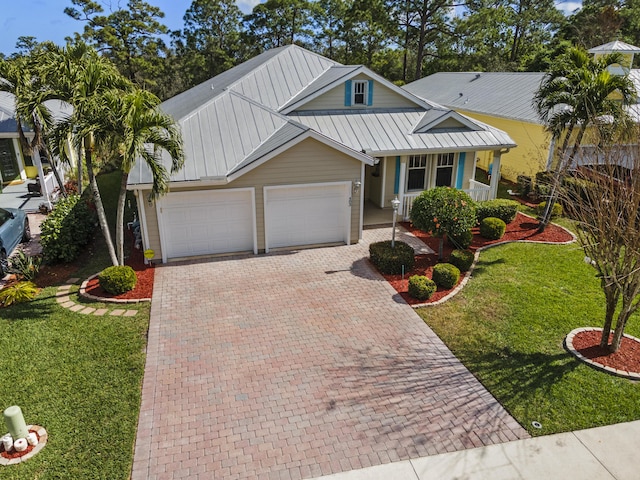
[0,50,67,198]
[96,88,184,265]
[45,41,133,267]
[533,47,635,230]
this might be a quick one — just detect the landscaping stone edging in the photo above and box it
[79,273,151,304]
[410,217,576,308]
[56,279,139,317]
[0,425,47,466]
[565,327,640,380]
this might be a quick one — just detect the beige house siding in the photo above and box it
[137,137,363,261]
[383,157,398,208]
[296,74,419,111]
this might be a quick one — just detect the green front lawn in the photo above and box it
[0,170,148,479]
[417,239,640,436]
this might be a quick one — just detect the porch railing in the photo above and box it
[401,182,492,220]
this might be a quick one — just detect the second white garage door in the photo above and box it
[159,189,256,260]
[264,183,350,251]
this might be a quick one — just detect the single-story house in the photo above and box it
[403,41,640,183]
[128,45,517,262]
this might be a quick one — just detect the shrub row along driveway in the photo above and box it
[132,228,528,480]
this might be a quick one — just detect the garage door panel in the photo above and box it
[265,184,349,250]
[161,190,254,259]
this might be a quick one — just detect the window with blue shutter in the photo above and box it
[367,80,374,106]
[345,80,352,106]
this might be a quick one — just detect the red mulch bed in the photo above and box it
[384,212,574,305]
[0,429,41,460]
[572,330,640,374]
[84,244,154,301]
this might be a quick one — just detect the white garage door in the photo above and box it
[265,183,350,251]
[160,189,255,259]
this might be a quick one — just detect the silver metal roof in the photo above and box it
[589,41,640,53]
[288,109,515,155]
[0,91,71,135]
[130,91,309,185]
[131,46,517,187]
[404,72,547,124]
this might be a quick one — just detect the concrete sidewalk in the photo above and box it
[312,420,640,480]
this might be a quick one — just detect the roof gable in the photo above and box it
[280,66,432,113]
[413,109,482,133]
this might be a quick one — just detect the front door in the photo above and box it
[0,139,20,184]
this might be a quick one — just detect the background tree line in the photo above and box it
[4,0,640,100]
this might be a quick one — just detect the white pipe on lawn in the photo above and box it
[13,438,27,452]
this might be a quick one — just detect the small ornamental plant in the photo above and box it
[476,199,519,224]
[449,249,474,272]
[432,263,461,289]
[369,241,415,275]
[480,217,507,240]
[536,201,563,219]
[410,187,476,260]
[0,281,39,307]
[408,275,437,300]
[98,266,137,295]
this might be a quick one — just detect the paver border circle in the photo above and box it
[0,425,47,466]
[565,327,640,380]
[79,273,151,304]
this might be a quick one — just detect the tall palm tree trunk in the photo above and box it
[85,135,118,266]
[116,171,130,266]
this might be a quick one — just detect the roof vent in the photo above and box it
[471,73,481,81]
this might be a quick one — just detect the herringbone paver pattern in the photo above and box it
[132,228,528,479]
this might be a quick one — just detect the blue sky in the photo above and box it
[1,0,581,56]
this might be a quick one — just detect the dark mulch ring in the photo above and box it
[386,212,574,305]
[84,245,154,301]
[572,330,640,375]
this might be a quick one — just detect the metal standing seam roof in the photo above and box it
[588,41,640,54]
[131,45,518,186]
[404,72,547,124]
[287,109,516,156]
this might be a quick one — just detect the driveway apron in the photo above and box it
[132,229,529,479]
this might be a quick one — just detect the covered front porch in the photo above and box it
[363,149,503,227]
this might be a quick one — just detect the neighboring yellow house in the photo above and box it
[404,40,640,183]
[404,72,550,183]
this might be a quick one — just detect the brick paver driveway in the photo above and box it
[132,228,528,480]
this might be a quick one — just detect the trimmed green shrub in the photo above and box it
[536,201,563,219]
[432,263,460,289]
[410,187,476,239]
[40,195,96,264]
[369,241,415,275]
[480,217,507,240]
[8,251,42,282]
[449,249,474,272]
[480,217,506,240]
[0,281,39,307]
[535,171,554,197]
[476,199,519,224]
[408,275,437,300]
[517,175,532,196]
[98,266,137,295]
[447,229,473,249]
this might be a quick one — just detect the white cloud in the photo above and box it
[237,0,262,14]
[556,1,582,16]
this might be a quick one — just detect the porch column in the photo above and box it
[397,157,406,216]
[489,150,502,200]
[12,139,27,181]
[32,148,52,210]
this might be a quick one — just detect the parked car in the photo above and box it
[0,207,30,277]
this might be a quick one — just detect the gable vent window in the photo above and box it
[353,80,368,105]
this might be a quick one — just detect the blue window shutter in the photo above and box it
[367,80,374,106]
[394,156,400,194]
[345,80,352,106]
[456,152,466,189]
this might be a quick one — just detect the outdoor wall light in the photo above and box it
[353,180,361,193]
